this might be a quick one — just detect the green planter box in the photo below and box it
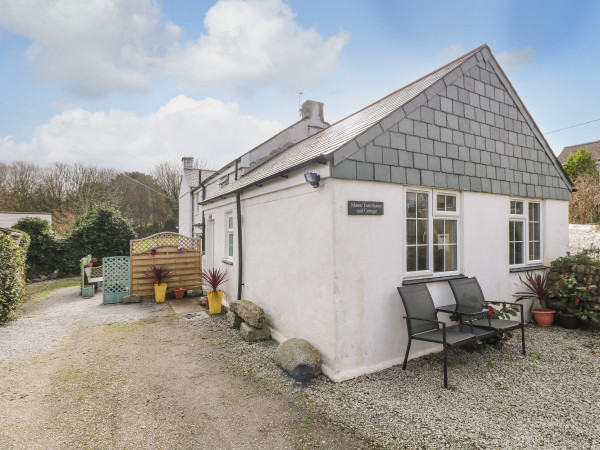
[82,286,95,298]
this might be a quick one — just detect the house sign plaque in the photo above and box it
[348,201,384,215]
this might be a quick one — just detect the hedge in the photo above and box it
[0,232,25,323]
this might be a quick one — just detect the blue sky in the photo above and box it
[1,0,599,172]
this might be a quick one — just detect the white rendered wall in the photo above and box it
[178,178,192,237]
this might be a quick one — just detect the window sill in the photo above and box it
[402,274,467,286]
[221,259,233,266]
[509,264,547,273]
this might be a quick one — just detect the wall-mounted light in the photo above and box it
[304,171,321,188]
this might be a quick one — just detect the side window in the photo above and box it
[509,200,541,266]
[226,213,234,259]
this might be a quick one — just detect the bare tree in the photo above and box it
[6,161,40,211]
[151,161,181,204]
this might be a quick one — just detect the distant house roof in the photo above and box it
[182,168,216,190]
[558,140,600,164]
[204,44,572,203]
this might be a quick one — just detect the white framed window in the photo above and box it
[406,190,459,276]
[509,199,541,266]
[226,213,234,259]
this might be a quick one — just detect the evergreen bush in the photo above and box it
[0,232,25,323]
[12,218,61,278]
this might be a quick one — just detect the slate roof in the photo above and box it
[204,44,572,202]
[204,47,480,201]
[558,140,600,164]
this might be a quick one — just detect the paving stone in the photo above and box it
[391,166,407,184]
[382,148,399,166]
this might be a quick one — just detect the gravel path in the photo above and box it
[2,282,600,449]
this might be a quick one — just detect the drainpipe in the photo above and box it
[236,191,243,300]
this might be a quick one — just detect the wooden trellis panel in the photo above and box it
[130,232,202,299]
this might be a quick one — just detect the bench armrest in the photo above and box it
[403,316,445,326]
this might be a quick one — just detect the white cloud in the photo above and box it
[165,0,350,89]
[0,0,349,98]
[497,47,536,70]
[436,44,465,59]
[0,96,283,172]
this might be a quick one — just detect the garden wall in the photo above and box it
[569,224,600,254]
[130,232,202,299]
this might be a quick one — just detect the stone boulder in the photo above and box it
[226,311,243,329]
[123,294,142,304]
[274,338,321,381]
[229,300,265,329]
[240,322,271,342]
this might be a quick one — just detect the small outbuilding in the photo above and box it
[189,45,573,381]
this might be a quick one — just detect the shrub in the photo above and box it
[563,148,598,181]
[12,217,61,278]
[0,232,25,323]
[64,206,137,272]
[549,248,600,274]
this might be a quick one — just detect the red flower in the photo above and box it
[575,297,580,303]
[488,306,495,315]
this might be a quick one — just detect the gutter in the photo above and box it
[199,154,331,206]
[236,191,243,300]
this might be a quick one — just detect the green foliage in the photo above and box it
[549,248,600,274]
[549,273,599,323]
[0,232,25,323]
[12,218,61,278]
[563,148,598,180]
[65,206,137,272]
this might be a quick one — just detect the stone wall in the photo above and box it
[569,224,600,254]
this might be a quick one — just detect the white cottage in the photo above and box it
[190,45,572,382]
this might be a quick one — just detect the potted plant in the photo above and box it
[173,287,186,299]
[201,267,228,314]
[550,273,599,328]
[82,285,95,298]
[143,265,173,303]
[514,271,556,327]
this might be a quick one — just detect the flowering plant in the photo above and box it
[550,273,599,323]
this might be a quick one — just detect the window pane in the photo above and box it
[433,220,444,242]
[509,221,523,265]
[406,220,416,245]
[436,195,446,211]
[433,220,457,273]
[406,192,416,218]
[514,221,522,241]
[433,246,444,272]
[445,245,457,272]
[417,219,427,244]
[228,216,234,229]
[445,195,456,211]
[406,247,416,272]
[228,233,234,257]
[417,193,428,217]
[417,246,428,271]
[514,241,523,264]
[511,201,523,215]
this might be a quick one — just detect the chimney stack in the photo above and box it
[182,157,194,170]
[301,100,325,123]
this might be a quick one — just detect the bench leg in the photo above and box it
[443,345,448,389]
[521,324,526,355]
[402,339,412,371]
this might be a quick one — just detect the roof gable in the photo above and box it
[331,46,572,200]
[204,45,572,202]
[558,140,600,164]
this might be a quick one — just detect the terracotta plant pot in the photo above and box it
[532,309,555,327]
[173,288,185,299]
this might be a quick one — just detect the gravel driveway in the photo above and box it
[1,281,600,449]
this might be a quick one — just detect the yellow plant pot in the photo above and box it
[154,283,167,303]
[208,291,223,314]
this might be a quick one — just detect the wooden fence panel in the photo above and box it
[130,232,202,299]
